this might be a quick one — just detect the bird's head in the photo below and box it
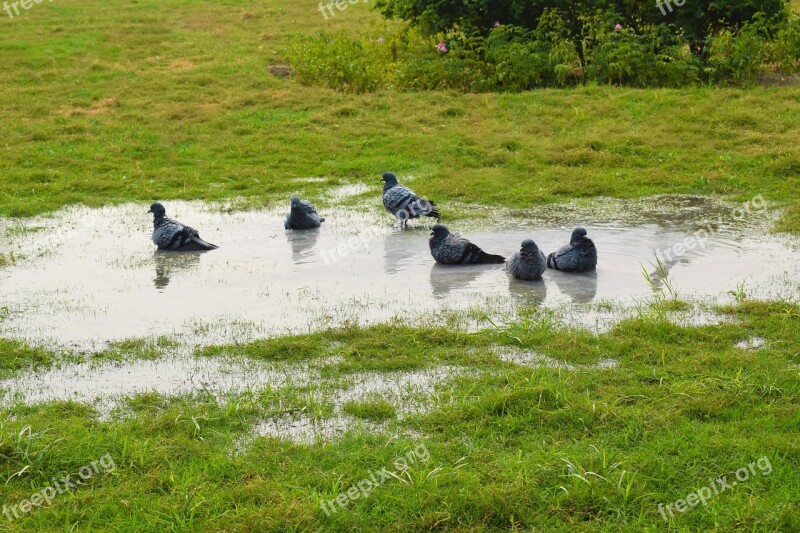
[430,224,449,239]
[381,171,398,185]
[570,227,588,243]
[290,196,301,207]
[148,202,166,217]
[521,239,539,253]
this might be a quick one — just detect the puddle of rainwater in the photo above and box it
[238,365,465,446]
[736,337,767,350]
[0,352,319,416]
[0,195,797,349]
[492,346,619,370]
[0,346,466,421]
[248,415,387,446]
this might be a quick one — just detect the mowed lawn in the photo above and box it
[0,0,798,230]
[1,1,800,532]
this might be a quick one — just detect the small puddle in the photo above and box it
[493,346,619,370]
[736,337,766,350]
[0,352,318,416]
[248,415,386,446]
[0,195,797,349]
[0,350,466,427]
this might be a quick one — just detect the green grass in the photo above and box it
[1,301,799,530]
[2,0,800,530]
[0,0,798,232]
[342,397,397,421]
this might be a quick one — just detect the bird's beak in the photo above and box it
[147,209,152,213]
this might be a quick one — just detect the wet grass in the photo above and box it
[1,301,799,530]
[0,0,798,233]
[342,397,398,422]
[2,0,800,530]
[0,339,55,377]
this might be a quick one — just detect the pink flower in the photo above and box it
[614,23,622,31]
[493,21,500,28]
[377,37,384,43]
[436,41,448,53]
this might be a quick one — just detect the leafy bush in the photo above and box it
[286,32,397,93]
[582,15,701,87]
[706,24,769,85]
[770,15,800,74]
[284,9,797,92]
[375,0,789,50]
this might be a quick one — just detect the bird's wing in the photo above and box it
[153,219,182,248]
[383,185,418,213]
[437,234,467,263]
[457,240,488,264]
[156,218,202,250]
[298,199,318,215]
[550,244,577,270]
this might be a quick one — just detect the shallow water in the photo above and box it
[0,353,314,416]
[0,195,797,349]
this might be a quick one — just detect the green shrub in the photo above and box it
[770,15,800,74]
[286,32,397,93]
[283,11,795,92]
[706,23,769,85]
[582,15,701,87]
[375,0,789,51]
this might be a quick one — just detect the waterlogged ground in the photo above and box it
[0,194,797,351]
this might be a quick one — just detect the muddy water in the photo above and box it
[0,195,797,349]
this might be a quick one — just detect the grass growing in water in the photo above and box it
[0,301,798,530]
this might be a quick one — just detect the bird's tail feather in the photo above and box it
[546,253,556,269]
[425,201,441,219]
[478,252,505,264]
[183,236,219,251]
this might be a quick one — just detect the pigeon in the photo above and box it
[506,239,547,280]
[284,196,324,230]
[381,171,440,228]
[148,202,218,251]
[547,227,597,272]
[429,224,505,265]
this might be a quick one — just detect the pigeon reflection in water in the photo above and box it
[286,227,320,264]
[428,263,484,299]
[506,277,547,308]
[550,270,598,303]
[153,250,205,291]
[383,227,427,275]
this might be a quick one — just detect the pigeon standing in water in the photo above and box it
[148,202,218,251]
[429,224,505,265]
[547,227,597,272]
[506,239,547,280]
[381,171,440,228]
[284,197,324,230]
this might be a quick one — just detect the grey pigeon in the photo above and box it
[381,171,440,228]
[284,196,324,230]
[429,224,505,265]
[547,227,597,272]
[148,202,218,251]
[506,239,546,280]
